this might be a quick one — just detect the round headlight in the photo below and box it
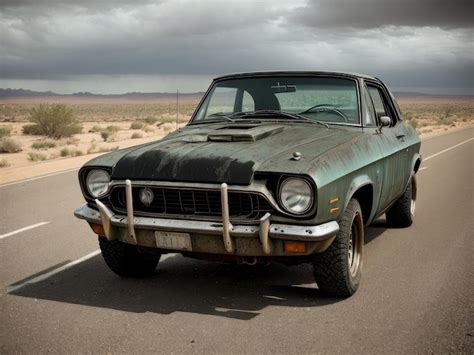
[86,169,110,198]
[279,177,313,214]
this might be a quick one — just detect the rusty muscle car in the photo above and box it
[74,71,421,297]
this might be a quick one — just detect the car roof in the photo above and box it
[214,70,378,81]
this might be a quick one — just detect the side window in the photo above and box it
[205,87,238,117]
[367,85,396,126]
[242,90,255,112]
[367,86,387,118]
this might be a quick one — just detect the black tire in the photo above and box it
[313,198,364,298]
[386,175,416,228]
[98,237,160,277]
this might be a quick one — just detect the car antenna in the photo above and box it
[176,88,180,132]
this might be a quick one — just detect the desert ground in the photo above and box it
[0,94,472,184]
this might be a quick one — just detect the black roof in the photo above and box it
[214,70,377,81]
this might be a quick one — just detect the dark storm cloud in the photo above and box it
[291,0,473,29]
[1,0,473,94]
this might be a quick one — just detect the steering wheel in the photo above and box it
[300,104,349,122]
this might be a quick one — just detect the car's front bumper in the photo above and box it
[74,181,339,257]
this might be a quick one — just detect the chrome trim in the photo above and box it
[125,179,137,244]
[259,213,272,255]
[270,221,339,241]
[74,203,339,244]
[220,183,235,253]
[95,199,116,241]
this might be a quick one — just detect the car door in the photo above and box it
[366,83,410,210]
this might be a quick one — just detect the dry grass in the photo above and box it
[60,147,83,157]
[28,152,48,161]
[0,137,22,153]
[398,96,473,134]
[131,132,143,139]
[0,126,11,138]
[0,158,10,168]
[31,140,57,150]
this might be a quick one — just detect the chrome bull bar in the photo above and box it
[81,180,339,255]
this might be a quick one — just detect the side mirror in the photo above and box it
[380,116,391,127]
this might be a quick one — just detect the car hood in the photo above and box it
[87,122,362,185]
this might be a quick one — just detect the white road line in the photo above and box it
[7,252,176,293]
[423,137,473,162]
[7,249,101,293]
[0,168,79,188]
[0,222,50,240]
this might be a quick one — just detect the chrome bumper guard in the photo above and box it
[75,180,339,254]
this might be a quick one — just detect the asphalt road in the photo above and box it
[1,128,473,354]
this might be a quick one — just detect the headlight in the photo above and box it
[279,177,313,214]
[86,169,110,198]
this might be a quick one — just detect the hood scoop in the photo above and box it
[207,125,284,142]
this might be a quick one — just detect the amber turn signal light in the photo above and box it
[284,241,306,253]
[90,223,105,235]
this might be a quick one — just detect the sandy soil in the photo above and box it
[0,121,183,184]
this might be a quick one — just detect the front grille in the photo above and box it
[109,185,274,220]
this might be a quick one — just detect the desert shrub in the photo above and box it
[31,140,56,150]
[131,132,143,139]
[87,143,119,154]
[408,118,418,129]
[26,104,82,138]
[90,125,103,133]
[0,137,22,153]
[143,117,159,125]
[435,116,454,126]
[28,152,48,161]
[0,127,11,138]
[162,122,175,132]
[106,125,121,133]
[22,124,43,135]
[130,122,144,130]
[60,147,83,157]
[0,158,10,168]
[101,131,110,142]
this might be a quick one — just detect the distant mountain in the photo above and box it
[0,88,60,97]
[393,91,433,97]
[0,88,204,98]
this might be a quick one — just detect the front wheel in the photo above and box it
[312,198,364,298]
[99,237,161,277]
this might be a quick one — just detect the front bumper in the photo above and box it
[74,181,339,256]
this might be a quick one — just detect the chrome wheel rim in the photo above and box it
[410,199,416,216]
[348,211,363,278]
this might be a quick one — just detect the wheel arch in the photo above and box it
[343,175,375,226]
[412,153,422,174]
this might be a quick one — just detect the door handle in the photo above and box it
[396,133,405,139]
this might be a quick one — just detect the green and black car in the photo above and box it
[75,71,421,297]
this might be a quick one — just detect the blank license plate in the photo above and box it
[155,231,192,251]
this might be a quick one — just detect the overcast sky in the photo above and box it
[1,0,473,94]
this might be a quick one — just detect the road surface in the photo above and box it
[1,128,473,353]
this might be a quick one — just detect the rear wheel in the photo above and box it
[313,198,364,298]
[99,237,160,277]
[386,175,416,228]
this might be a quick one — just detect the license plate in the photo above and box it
[155,231,192,251]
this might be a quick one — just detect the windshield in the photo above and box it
[193,76,360,124]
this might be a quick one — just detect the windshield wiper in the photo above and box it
[189,112,236,125]
[234,110,329,128]
[207,112,236,122]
